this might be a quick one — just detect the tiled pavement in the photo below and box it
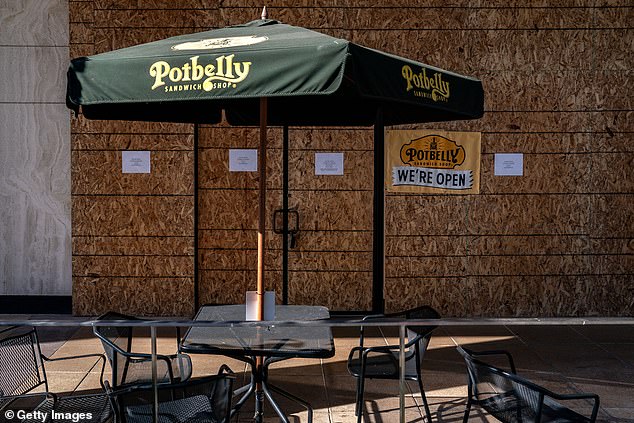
[1,315,633,422]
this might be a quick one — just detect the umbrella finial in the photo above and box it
[261,6,268,20]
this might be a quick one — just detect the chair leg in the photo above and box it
[356,376,365,423]
[462,399,471,423]
[417,378,433,422]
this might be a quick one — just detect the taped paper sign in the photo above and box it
[386,130,481,194]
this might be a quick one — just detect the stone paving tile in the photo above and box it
[508,324,591,345]
[2,316,633,423]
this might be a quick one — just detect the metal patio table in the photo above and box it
[179,304,335,422]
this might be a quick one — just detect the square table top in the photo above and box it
[179,304,335,359]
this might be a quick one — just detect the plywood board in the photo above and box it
[72,196,193,236]
[480,153,592,194]
[73,277,194,316]
[72,134,193,151]
[590,195,634,237]
[588,153,634,193]
[72,151,193,195]
[70,1,94,23]
[73,255,193,277]
[198,229,281,250]
[68,0,634,317]
[73,236,193,256]
[288,271,372,310]
[95,0,219,10]
[93,9,220,28]
[386,235,592,257]
[71,118,192,135]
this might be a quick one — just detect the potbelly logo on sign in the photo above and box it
[149,54,251,92]
[400,135,465,169]
[401,65,450,102]
[386,130,481,194]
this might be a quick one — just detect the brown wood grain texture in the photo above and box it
[198,229,371,251]
[70,1,94,23]
[72,134,193,151]
[94,0,220,10]
[198,148,373,190]
[385,275,633,317]
[198,269,371,310]
[72,151,193,195]
[73,277,195,316]
[73,255,193,277]
[73,236,194,256]
[70,1,633,316]
[72,196,194,236]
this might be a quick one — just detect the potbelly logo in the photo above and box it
[401,65,450,102]
[400,135,465,169]
[149,54,251,92]
[393,134,472,190]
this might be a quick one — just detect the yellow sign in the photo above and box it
[386,130,481,194]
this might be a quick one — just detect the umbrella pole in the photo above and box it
[257,97,268,320]
[255,97,268,422]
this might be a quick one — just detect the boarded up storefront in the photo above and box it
[70,2,633,317]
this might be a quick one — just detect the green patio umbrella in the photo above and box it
[66,18,484,320]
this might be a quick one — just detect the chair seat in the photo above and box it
[347,349,418,379]
[458,346,599,423]
[108,373,234,423]
[541,397,594,423]
[38,393,112,423]
[0,327,111,423]
[479,393,592,423]
[124,394,217,423]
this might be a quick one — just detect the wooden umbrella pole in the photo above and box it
[256,97,268,321]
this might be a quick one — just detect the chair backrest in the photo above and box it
[108,374,234,423]
[457,346,544,422]
[93,312,140,387]
[0,326,46,396]
[403,305,440,366]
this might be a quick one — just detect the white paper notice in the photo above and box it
[494,153,524,176]
[122,151,151,173]
[315,152,344,175]
[229,149,258,172]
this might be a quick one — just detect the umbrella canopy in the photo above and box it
[67,19,483,125]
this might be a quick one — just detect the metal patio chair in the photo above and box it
[93,312,192,388]
[347,305,440,422]
[0,325,112,422]
[457,345,600,423]
[106,364,234,423]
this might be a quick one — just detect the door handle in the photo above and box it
[273,208,300,248]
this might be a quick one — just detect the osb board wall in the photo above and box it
[70,0,633,317]
[197,126,374,311]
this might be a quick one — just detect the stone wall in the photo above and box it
[1,0,71,296]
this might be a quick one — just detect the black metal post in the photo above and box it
[193,123,199,312]
[373,109,385,314]
[282,126,289,305]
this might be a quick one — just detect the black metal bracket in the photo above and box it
[273,208,299,248]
